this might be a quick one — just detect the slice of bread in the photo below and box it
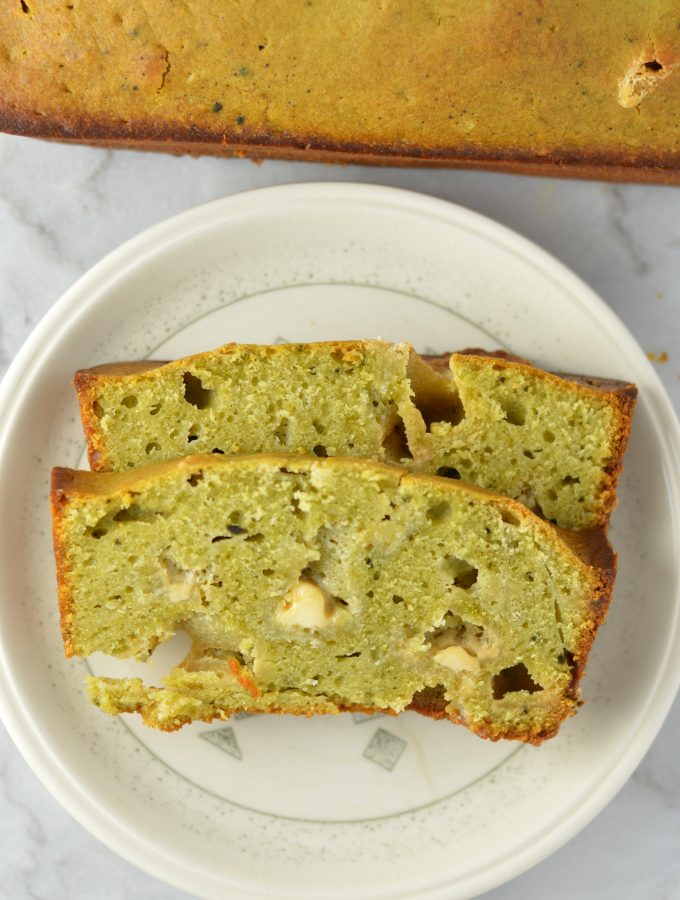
[51,454,615,743]
[74,341,636,530]
[75,340,417,470]
[415,349,637,529]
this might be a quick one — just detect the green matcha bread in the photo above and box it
[51,454,615,743]
[74,341,636,530]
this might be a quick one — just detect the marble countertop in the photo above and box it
[0,134,678,899]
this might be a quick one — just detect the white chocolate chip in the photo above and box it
[166,579,196,603]
[428,621,498,664]
[159,556,198,603]
[433,645,480,673]
[464,634,499,663]
[275,578,335,630]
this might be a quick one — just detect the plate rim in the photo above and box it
[0,181,679,900]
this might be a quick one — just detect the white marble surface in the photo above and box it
[0,134,679,899]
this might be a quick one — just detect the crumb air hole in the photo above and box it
[274,417,289,444]
[183,372,214,409]
[436,466,461,479]
[492,663,543,699]
[427,500,451,523]
[112,506,155,523]
[417,394,465,430]
[501,398,526,426]
[381,417,413,462]
[501,510,520,527]
[445,555,478,589]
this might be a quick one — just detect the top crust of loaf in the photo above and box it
[2,3,680,181]
[443,348,638,402]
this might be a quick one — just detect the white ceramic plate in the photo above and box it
[0,183,678,900]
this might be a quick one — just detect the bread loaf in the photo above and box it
[2,2,680,181]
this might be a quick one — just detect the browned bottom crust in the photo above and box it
[2,109,680,184]
[91,688,571,744]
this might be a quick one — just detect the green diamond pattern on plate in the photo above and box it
[363,728,407,771]
[201,727,242,760]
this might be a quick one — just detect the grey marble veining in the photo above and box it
[0,133,679,899]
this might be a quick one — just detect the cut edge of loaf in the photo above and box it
[51,453,617,744]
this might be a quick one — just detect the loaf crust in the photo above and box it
[3,2,680,182]
[3,111,680,184]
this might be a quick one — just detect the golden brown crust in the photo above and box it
[50,468,78,658]
[3,108,680,183]
[76,361,168,377]
[5,1,680,183]
[91,686,570,743]
[73,372,105,470]
[449,348,638,397]
[555,526,617,692]
[89,678,569,743]
[408,688,570,745]
[74,363,167,470]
